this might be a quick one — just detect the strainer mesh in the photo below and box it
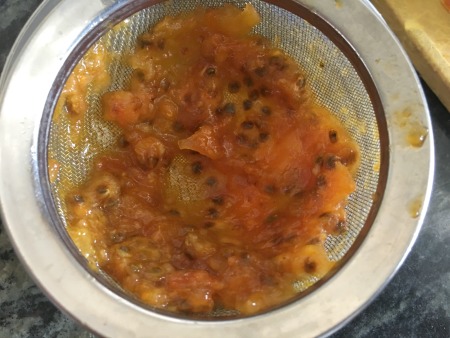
[49,0,380,275]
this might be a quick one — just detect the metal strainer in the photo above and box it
[47,0,387,316]
[47,0,387,313]
[0,0,433,336]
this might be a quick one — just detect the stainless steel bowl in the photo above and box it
[0,0,434,336]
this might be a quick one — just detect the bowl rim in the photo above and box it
[0,0,434,337]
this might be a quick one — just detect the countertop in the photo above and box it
[0,0,449,337]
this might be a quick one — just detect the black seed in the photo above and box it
[264,185,277,194]
[307,237,321,245]
[96,185,108,195]
[283,185,294,194]
[154,279,165,288]
[139,41,153,49]
[111,232,125,243]
[287,108,296,116]
[249,141,259,149]
[269,55,281,64]
[317,175,327,187]
[341,151,357,166]
[191,161,203,174]
[184,251,195,261]
[304,258,317,273]
[150,267,161,274]
[205,176,217,187]
[254,67,267,77]
[104,198,118,208]
[325,156,339,170]
[240,252,250,260]
[172,121,185,132]
[211,196,224,205]
[272,235,285,246]
[118,136,129,148]
[207,208,219,219]
[261,106,271,116]
[73,195,84,203]
[320,212,331,218]
[160,78,170,91]
[138,38,153,48]
[236,133,249,145]
[329,130,338,143]
[183,93,193,104]
[157,39,165,50]
[243,99,253,110]
[260,275,276,286]
[260,86,271,97]
[336,220,347,233]
[204,222,215,228]
[223,102,236,115]
[206,67,216,76]
[248,89,260,101]
[148,157,160,169]
[241,120,254,129]
[228,81,241,93]
[319,61,325,68]
[169,209,181,217]
[65,100,76,115]
[259,132,269,142]
[244,76,254,87]
[316,156,324,165]
[136,70,146,81]
[265,213,279,224]
[269,55,287,71]
[297,77,306,89]
[293,191,304,199]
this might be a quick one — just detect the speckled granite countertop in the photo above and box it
[1,0,449,337]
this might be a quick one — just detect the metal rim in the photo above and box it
[0,0,434,337]
[39,0,390,321]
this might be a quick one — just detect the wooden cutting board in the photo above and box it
[371,0,450,113]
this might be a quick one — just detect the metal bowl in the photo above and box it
[0,0,434,336]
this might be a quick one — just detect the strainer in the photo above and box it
[0,0,434,337]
